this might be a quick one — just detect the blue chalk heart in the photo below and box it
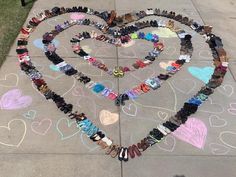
[188,67,214,84]
[49,64,60,71]
[33,38,60,50]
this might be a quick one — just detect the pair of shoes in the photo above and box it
[145,78,160,90]
[163,121,179,132]
[149,128,164,142]
[139,83,150,93]
[115,94,129,106]
[137,138,150,151]
[128,144,141,159]
[198,86,214,95]
[158,74,170,80]
[118,147,128,162]
[90,131,105,141]
[58,103,73,114]
[113,67,124,77]
[106,144,120,157]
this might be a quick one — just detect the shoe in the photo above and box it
[118,147,124,161]
[123,148,129,162]
[132,144,141,157]
[128,146,135,159]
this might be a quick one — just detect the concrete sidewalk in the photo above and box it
[0,0,236,177]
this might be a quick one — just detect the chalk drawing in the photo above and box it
[70,13,85,20]
[31,119,52,135]
[209,143,230,155]
[228,103,236,115]
[172,117,207,149]
[157,111,168,120]
[23,110,37,120]
[199,97,224,114]
[56,118,81,140]
[157,135,176,152]
[0,89,32,110]
[0,73,19,88]
[122,103,138,117]
[0,119,27,147]
[171,79,196,94]
[219,131,236,149]
[159,60,174,70]
[209,115,227,128]
[217,84,234,97]
[188,66,214,84]
[99,110,119,125]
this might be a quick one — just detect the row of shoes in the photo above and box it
[17,6,229,162]
[40,13,192,106]
[70,31,164,77]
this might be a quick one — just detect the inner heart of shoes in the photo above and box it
[43,21,184,104]
[17,7,228,161]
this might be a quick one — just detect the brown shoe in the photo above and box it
[110,145,120,158]
[128,146,135,159]
[132,144,141,157]
[107,10,116,25]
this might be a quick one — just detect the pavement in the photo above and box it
[0,0,236,177]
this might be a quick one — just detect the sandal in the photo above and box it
[110,145,120,158]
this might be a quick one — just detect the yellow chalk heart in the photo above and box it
[159,60,175,70]
[99,110,119,125]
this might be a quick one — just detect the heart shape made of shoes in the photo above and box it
[16,6,229,162]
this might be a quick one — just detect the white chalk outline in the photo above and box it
[0,119,27,147]
[0,73,19,88]
[209,115,227,128]
[219,131,236,149]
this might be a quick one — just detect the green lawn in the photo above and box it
[0,0,35,67]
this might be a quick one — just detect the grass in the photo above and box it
[0,0,35,67]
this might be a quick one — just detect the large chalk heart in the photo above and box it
[188,67,214,84]
[0,89,32,110]
[172,117,207,149]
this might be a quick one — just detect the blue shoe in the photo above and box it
[92,83,105,93]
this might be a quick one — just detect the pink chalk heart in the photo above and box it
[70,13,85,20]
[172,117,207,149]
[0,89,32,110]
[31,119,52,135]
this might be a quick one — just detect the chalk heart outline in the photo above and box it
[122,103,137,117]
[209,115,227,128]
[171,79,196,94]
[209,143,230,155]
[220,131,236,149]
[157,111,168,120]
[227,103,236,115]
[0,73,19,88]
[218,84,234,97]
[80,133,99,152]
[0,89,32,110]
[31,119,52,135]
[172,117,207,149]
[23,110,37,120]
[199,97,224,114]
[0,119,27,147]
[99,110,119,125]
[188,66,214,84]
[157,135,176,152]
[56,118,81,140]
